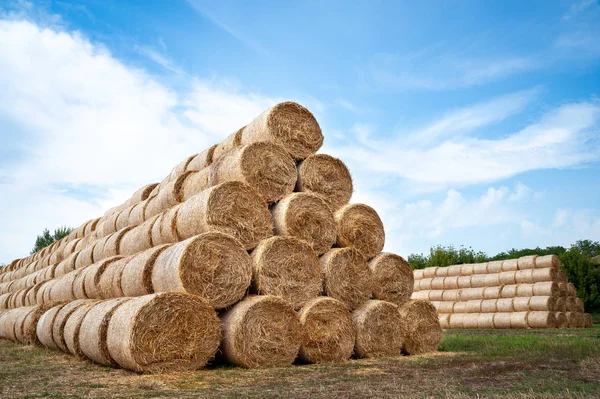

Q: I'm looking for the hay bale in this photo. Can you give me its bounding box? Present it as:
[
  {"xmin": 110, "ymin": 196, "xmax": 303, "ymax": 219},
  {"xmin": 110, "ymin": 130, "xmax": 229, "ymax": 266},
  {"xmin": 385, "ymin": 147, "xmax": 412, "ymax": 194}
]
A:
[
  {"xmin": 187, "ymin": 145, "xmax": 217, "ymax": 171},
  {"xmin": 145, "ymin": 173, "xmax": 190, "ymax": 219},
  {"xmin": 529, "ymin": 296, "xmax": 556, "ymax": 311},
  {"xmin": 566, "ymin": 297, "xmax": 576, "ymax": 312},
  {"xmin": 106, "ymin": 293, "xmax": 221, "ymax": 373},
  {"xmin": 91, "ymin": 237, "xmax": 110, "ymax": 264},
  {"xmin": 352, "ymin": 300, "xmax": 403, "ymax": 357},
  {"xmin": 115, "ymin": 206, "xmax": 134, "ymax": 231},
  {"xmin": 442, "ymin": 289, "xmax": 461, "ymax": 302},
  {"xmin": 461, "ymin": 288, "xmax": 485, "ymax": 301},
  {"xmin": 213, "ymin": 127, "xmax": 244, "ymax": 162},
  {"xmin": 119, "ymin": 219, "xmax": 154, "ymax": 256},
  {"xmin": 558, "ymin": 282, "xmax": 568, "ymax": 297},
  {"xmin": 555, "ymin": 297, "xmax": 567, "ymax": 312},
  {"xmin": 483, "ymin": 274, "xmax": 500, "ymax": 287},
  {"xmin": 83, "ymin": 257, "xmax": 124, "ymax": 300},
  {"xmin": 251, "ymin": 236, "xmax": 321, "ymax": 309},
  {"xmin": 448, "ymin": 313, "xmax": 465, "ymax": 329},
  {"xmin": 180, "ymin": 169, "xmax": 210, "ymax": 202},
  {"xmin": 435, "ymin": 267, "xmax": 449, "ymax": 278},
  {"xmin": 36, "ymin": 302, "xmax": 68, "ymax": 349},
  {"xmin": 496, "ymin": 298, "xmax": 514, "ymax": 312},
  {"xmin": 462, "ymin": 314, "xmax": 479, "ymax": 328},
  {"xmin": 369, "ymin": 253, "xmax": 413, "ymax": 305},
  {"xmin": 100, "ymin": 211, "xmax": 121, "ymax": 237},
  {"xmin": 494, "ymin": 313, "xmax": 511, "ymax": 329},
  {"xmin": 516, "ymin": 284, "xmax": 534, "ymax": 297},
  {"xmin": 130, "ymin": 183, "xmax": 158, "ymax": 204},
  {"xmin": 298, "ymin": 297, "xmax": 355, "ymax": 363},
  {"xmin": 21, "ymin": 303, "xmax": 62, "ymax": 345},
  {"xmin": 447, "ymin": 265, "xmax": 462, "ymax": 276},
  {"xmin": 557, "ymin": 270, "xmax": 568, "ymax": 283},
  {"xmin": 221, "ymin": 295, "xmax": 302, "ymax": 368},
  {"xmin": 500, "ymin": 284, "xmax": 517, "ymax": 298},
  {"xmin": 102, "ymin": 227, "xmax": 132, "ymax": 259},
  {"xmin": 2, "ymin": 307, "xmax": 32, "ymax": 342},
  {"xmin": 296, "ymin": 154, "xmax": 352, "ymax": 211},
  {"xmin": 531, "ymin": 268, "xmax": 556, "ymax": 283},
  {"xmin": 438, "ymin": 314, "xmax": 450, "ymax": 329},
  {"xmin": 127, "ymin": 199, "xmax": 149, "ymax": 226},
  {"xmin": 457, "ymin": 276, "xmax": 472, "ymax": 289},
  {"xmin": 467, "ymin": 300, "xmax": 482, "ymax": 313},
  {"xmin": 422, "ymin": 267, "xmax": 438, "ymax": 278},
  {"xmin": 79, "ymin": 298, "xmax": 131, "ymax": 366},
  {"xmin": 334, "ymin": 203, "xmax": 384, "ymax": 259},
  {"xmin": 513, "ymin": 297, "xmax": 531, "ymax": 311},
  {"xmin": 567, "ymin": 283, "xmax": 577, "ymax": 297},
  {"xmin": 535, "ymin": 254, "xmax": 560, "ymax": 270},
  {"xmin": 501, "ymin": 259, "xmax": 518, "ymax": 272},
  {"xmin": 321, "ymin": 248, "xmax": 373, "ymax": 310},
  {"xmin": 575, "ymin": 298, "xmax": 584, "ymax": 313},
  {"xmin": 413, "ymin": 269, "xmax": 424, "ymax": 280},
  {"xmin": 72, "ymin": 267, "xmax": 90, "ymax": 300},
  {"xmin": 152, "ymin": 233, "xmax": 251, "ymax": 309},
  {"xmin": 515, "ymin": 269, "xmax": 535, "ymax": 284},
  {"xmin": 584, "ymin": 313, "xmax": 592, "ymax": 328},
  {"xmin": 483, "ymin": 286, "xmax": 502, "ymax": 299},
  {"xmin": 437, "ymin": 302, "xmax": 455, "ymax": 313},
  {"xmin": 52, "ymin": 299, "xmax": 93, "ymax": 352},
  {"xmin": 176, "ymin": 181, "xmax": 273, "ymax": 250},
  {"xmin": 487, "ymin": 261, "xmax": 503, "ymax": 274},
  {"xmin": 460, "ymin": 264, "xmax": 474, "ymax": 275},
  {"xmin": 272, "ymin": 193, "xmax": 336, "ymax": 255},
  {"xmin": 443, "ymin": 276, "xmax": 459, "ymax": 290},
  {"xmin": 555, "ymin": 312, "xmax": 568, "ymax": 328},
  {"xmin": 411, "ymin": 291, "xmax": 429, "ymax": 300},
  {"xmin": 428, "ymin": 291, "xmax": 443, "ymax": 301},
  {"xmin": 49, "ymin": 270, "xmax": 78, "ymax": 302},
  {"xmin": 418, "ymin": 278, "xmax": 432, "ymax": 291},
  {"xmin": 210, "ymin": 142, "xmax": 296, "ymax": 204},
  {"xmin": 518, "ymin": 255, "xmax": 537, "ymax": 270},
  {"xmin": 398, "ymin": 300, "xmax": 441, "ymax": 354},
  {"xmin": 151, "ymin": 206, "xmax": 181, "ymax": 246},
  {"xmin": 75, "ymin": 244, "xmax": 97, "ymax": 270},
  {"xmin": 239, "ymin": 102, "xmax": 323, "ymax": 160},
  {"xmin": 527, "ymin": 311, "xmax": 556, "ymax": 328},
  {"xmin": 430, "ymin": 277, "xmax": 445, "ymax": 290},
  {"xmin": 565, "ymin": 312, "xmax": 577, "ymax": 328},
  {"xmin": 473, "ymin": 263, "xmax": 488, "ymax": 274},
  {"xmin": 121, "ymin": 245, "xmax": 170, "ymax": 297},
  {"xmin": 98, "ymin": 258, "xmax": 130, "ymax": 299},
  {"xmin": 481, "ymin": 299, "xmax": 497, "ymax": 313},
  {"xmin": 510, "ymin": 312, "xmax": 529, "ymax": 328},
  {"xmin": 54, "ymin": 252, "xmax": 79, "ymax": 278},
  {"xmin": 478, "ymin": 313, "xmax": 495, "ymax": 329},
  {"xmin": 499, "ymin": 271, "xmax": 517, "ymax": 285},
  {"xmin": 533, "ymin": 281, "xmax": 559, "ymax": 297}
]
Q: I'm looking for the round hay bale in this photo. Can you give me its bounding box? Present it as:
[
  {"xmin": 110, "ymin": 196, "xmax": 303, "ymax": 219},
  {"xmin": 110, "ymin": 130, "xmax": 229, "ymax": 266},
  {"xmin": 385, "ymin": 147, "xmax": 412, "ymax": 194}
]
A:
[
  {"xmin": 49, "ymin": 271, "xmax": 78, "ymax": 302},
  {"xmin": 21, "ymin": 302, "xmax": 62, "ymax": 345},
  {"xmin": 527, "ymin": 311, "xmax": 556, "ymax": 328},
  {"xmin": 493, "ymin": 313, "xmax": 510, "ymax": 329},
  {"xmin": 119, "ymin": 220, "xmax": 154, "ymax": 256},
  {"xmin": 428, "ymin": 290, "xmax": 443, "ymax": 301},
  {"xmin": 411, "ymin": 291, "xmax": 429, "ymax": 300},
  {"xmin": 435, "ymin": 267, "xmax": 449, "ymax": 278},
  {"xmin": 533, "ymin": 281, "xmax": 559, "ymax": 297},
  {"xmin": 62, "ymin": 238, "xmax": 82, "ymax": 259},
  {"xmin": 447, "ymin": 265, "xmax": 462, "ymax": 276},
  {"xmin": 518, "ymin": 255, "xmax": 537, "ymax": 270},
  {"xmin": 565, "ymin": 312, "xmax": 577, "ymax": 328},
  {"xmin": 79, "ymin": 298, "xmax": 131, "ymax": 366},
  {"xmin": 515, "ymin": 269, "xmax": 534, "ymax": 284},
  {"xmin": 127, "ymin": 199, "xmax": 149, "ymax": 226},
  {"xmin": 152, "ymin": 232, "xmax": 252, "ymax": 309},
  {"xmin": 501, "ymin": 259, "xmax": 518, "ymax": 271},
  {"xmin": 175, "ymin": 181, "xmax": 273, "ymax": 250},
  {"xmin": 584, "ymin": 313, "xmax": 592, "ymax": 328},
  {"xmin": 399, "ymin": 300, "xmax": 441, "ymax": 354},
  {"xmin": 3, "ymin": 307, "xmax": 32, "ymax": 342},
  {"xmin": 535, "ymin": 254, "xmax": 560, "ymax": 270},
  {"xmin": 221, "ymin": 295, "xmax": 302, "ymax": 368},
  {"xmin": 483, "ymin": 286, "xmax": 502, "ymax": 299},
  {"xmin": 72, "ymin": 267, "xmax": 90, "ymax": 300},
  {"xmin": 55, "ymin": 252, "xmax": 79, "ymax": 278},
  {"xmin": 145, "ymin": 173, "xmax": 189, "ymax": 219},
  {"xmin": 83, "ymin": 257, "xmax": 124, "ymax": 300},
  {"xmin": 531, "ymin": 268, "xmax": 556, "ymax": 283},
  {"xmin": 558, "ymin": 282, "xmax": 568, "ymax": 297},
  {"xmin": 487, "ymin": 261, "xmax": 503, "ymax": 274},
  {"xmin": 210, "ymin": 142, "xmax": 296, "ymax": 204},
  {"xmin": 51, "ymin": 299, "xmax": 92, "ymax": 352},
  {"xmin": 334, "ymin": 203, "xmax": 384, "ymax": 259},
  {"xmin": 121, "ymin": 245, "xmax": 170, "ymax": 297},
  {"xmin": 98, "ymin": 258, "xmax": 130, "ymax": 299},
  {"xmin": 419, "ymin": 278, "xmax": 433, "ymax": 291},
  {"xmin": 298, "ymin": 297, "xmax": 355, "ymax": 363},
  {"xmin": 575, "ymin": 298, "xmax": 584, "ymax": 313},
  {"xmin": 496, "ymin": 298, "xmax": 514, "ymax": 312},
  {"xmin": 510, "ymin": 312, "xmax": 529, "ymax": 329},
  {"xmin": 557, "ymin": 270, "xmax": 568, "ymax": 283},
  {"xmin": 555, "ymin": 297, "xmax": 567, "ymax": 312},
  {"xmin": 438, "ymin": 314, "xmax": 450, "ymax": 329},
  {"xmin": 555, "ymin": 312, "xmax": 568, "ymax": 328},
  {"xmin": 457, "ymin": 276, "xmax": 472, "ymax": 289},
  {"xmin": 100, "ymin": 211, "xmax": 121, "ymax": 237},
  {"xmin": 483, "ymin": 274, "xmax": 500, "ymax": 287},
  {"xmin": 42, "ymin": 280, "xmax": 57, "ymax": 304},
  {"xmin": 460, "ymin": 264, "xmax": 474, "ymax": 276},
  {"xmin": 462, "ymin": 313, "xmax": 479, "ymax": 328},
  {"xmin": 91, "ymin": 237, "xmax": 109, "ymax": 264},
  {"xmin": 212, "ymin": 128, "xmax": 244, "ymax": 162},
  {"xmin": 115, "ymin": 206, "xmax": 134, "ymax": 231},
  {"xmin": 529, "ymin": 296, "xmax": 556, "ymax": 312},
  {"xmin": 369, "ymin": 253, "xmax": 413, "ymax": 305},
  {"xmin": 437, "ymin": 302, "xmax": 455, "ymax": 314},
  {"xmin": 151, "ymin": 206, "xmax": 181, "ymax": 246},
  {"xmin": 413, "ymin": 269, "xmax": 424, "ymax": 280},
  {"xmin": 187, "ymin": 145, "xmax": 217, "ymax": 171},
  {"xmin": 239, "ymin": 102, "xmax": 323, "ymax": 160},
  {"xmin": 501, "ymin": 284, "xmax": 517, "ymax": 298},
  {"xmin": 461, "ymin": 288, "xmax": 485, "ymax": 301},
  {"xmin": 473, "ymin": 263, "xmax": 488, "ymax": 274},
  {"xmin": 430, "ymin": 277, "xmax": 445, "ymax": 290},
  {"xmin": 566, "ymin": 297, "xmax": 576, "ymax": 312},
  {"xmin": 180, "ymin": 169, "xmax": 210, "ymax": 202},
  {"xmin": 467, "ymin": 300, "xmax": 482, "ymax": 313},
  {"xmin": 478, "ymin": 313, "xmax": 495, "ymax": 329},
  {"xmin": 75, "ymin": 244, "xmax": 97, "ymax": 270},
  {"xmin": 102, "ymin": 227, "xmax": 132, "ymax": 259},
  {"xmin": 272, "ymin": 193, "xmax": 336, "ymax": 255},
  {"xmin": 36, "ymin": 302, "xmax": 68, "ymax": 349},
  {"xmin": 443, "ymin": 276, "xmax": 459, "ymax": 290},
  {"xmin": 499, "ymin": 271, "xmax": 517, "ymax": 285},
  {"xmin": 107, "ymin": 293, "xmax": 221, "ymax": 373},
  {"xmin": 513, "ymin": 297, "xmax": 531, "ymax": 312},
  {"xmin": 481, "ymin": 299, "xmax": 497, "ymax": 313},
  {"xmin": 296, "ymin": 154, "xmax": 352, "ymax": 211},
  {"xmin": 422, "ymin": 267, "xmax": 437, "ymax": 279},
  {"xmin": 63, "ymin": 301, "xmax": 98, "ymax": 356},
  {"xmin": 131, "ymin": 183, "xmax": 158, "ymax": 204},
  {"xmin": 516, "ymin": 284, "xmax": 534, "ymax": 297},
  {"xmin": 442, "ymin": 289, "xmax": 461, "ymax": 302},
  {"xmin": 567, "ymin": 283, "xmax": 577, "ymax": 297},
  {"xmin": 321, "ymin": 248, "xmax": 373, "ymax": 310},
  {"xmin": 251, "ymin": 236, "xmax": 321, "ymax": 309},
  {"xmin": 353, "ymin": 300, "xmax": 403, "ymax": 357},
  {"xmin": 448, "ymin": 313, "xmax": 465, "ymax": 329}
]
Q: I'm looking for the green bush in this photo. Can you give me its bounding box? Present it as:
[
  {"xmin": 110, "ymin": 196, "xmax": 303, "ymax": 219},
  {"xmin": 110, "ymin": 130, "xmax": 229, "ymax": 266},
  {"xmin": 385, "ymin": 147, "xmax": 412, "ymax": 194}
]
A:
[{"xmin": 31, "ymin": 226, "xmax": 73, "ymax": 254}]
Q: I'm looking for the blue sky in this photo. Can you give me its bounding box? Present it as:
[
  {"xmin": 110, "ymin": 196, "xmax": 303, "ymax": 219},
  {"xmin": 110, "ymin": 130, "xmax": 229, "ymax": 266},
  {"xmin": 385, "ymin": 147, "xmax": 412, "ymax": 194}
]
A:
[{"xmin": 0, "ymin": 0, "xmax": 599, "ymax": 263}]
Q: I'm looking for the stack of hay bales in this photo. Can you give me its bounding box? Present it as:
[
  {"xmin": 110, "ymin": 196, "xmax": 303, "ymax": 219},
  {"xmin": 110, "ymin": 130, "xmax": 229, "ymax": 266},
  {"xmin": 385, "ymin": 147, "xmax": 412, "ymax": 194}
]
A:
[
  {"xmin": 412, "ymin": 255, "xmax": 592, "ymax": 329},
  {"xmin": 0, "ymin": 102, "xmax": 441, "ymax": 373}
]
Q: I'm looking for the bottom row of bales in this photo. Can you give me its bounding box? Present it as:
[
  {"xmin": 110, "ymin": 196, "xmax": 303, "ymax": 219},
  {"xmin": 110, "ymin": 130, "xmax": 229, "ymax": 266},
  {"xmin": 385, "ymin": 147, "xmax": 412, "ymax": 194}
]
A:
[{"xmin": 0, "ymin": 293, "xmax": 442, "ymax": 373}]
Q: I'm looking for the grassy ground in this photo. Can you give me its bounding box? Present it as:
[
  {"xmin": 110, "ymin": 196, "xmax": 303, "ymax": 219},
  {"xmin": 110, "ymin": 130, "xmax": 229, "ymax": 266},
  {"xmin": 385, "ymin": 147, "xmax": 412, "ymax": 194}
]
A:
[{"xmin": 1, "ymin": 326, "xmax": 600, "ymax": 399}]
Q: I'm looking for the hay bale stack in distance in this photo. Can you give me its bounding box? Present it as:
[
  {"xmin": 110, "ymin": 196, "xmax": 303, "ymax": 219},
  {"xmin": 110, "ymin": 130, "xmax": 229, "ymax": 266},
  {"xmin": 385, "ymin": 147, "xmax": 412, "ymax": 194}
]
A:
[
  {"xmin": 335, "ymin": 203, "xmax": 385, "ymax": 259},
  {"xmin": 175, "ymin": 181, "xmax": 273, "ymax": 250},
  {"xmin": 239, "ymin": 101, "xmax": 323, "ymax": 161},
  {"xmin": 352, "ymin": 300, "xmax": 403, "ymax": 358},
  {"xmin": 209, "ymin": 142, "xmax": 297, "ymax": 204},
  {"xmin": 298, "ymin": 297, "xmax": 356, "ymax": 364},
  {"xmin": 120, "ymin": 245, "xmax": 170, "ymax": 297},
  {"xmin": 271, "ymin": 192, "xmax": 336, "ymax": 255},
  {"xmin": 221, "ymin": 295, "xmax": 302, "ymax": 368},
  {"xmin": 321, "ymin": 247, "xmax": 373, "ymax": 310},
  {"xmin": 152, "ymin": 233, "xmax": 251, "ymax": 309},
  {"xmin": 107, "ymin": 293, "xmax": 221, "ymax": 373},
  {"xmin": 296, "ymin": 154, "xmax": 353, "ymax": 211},
  {"xmin": 251, "ymin": 236, "xmax": 321, "ymax": 309},
  {"xmin": 399, "ymin": 300, "xmax": 442, "ymax": 354}
]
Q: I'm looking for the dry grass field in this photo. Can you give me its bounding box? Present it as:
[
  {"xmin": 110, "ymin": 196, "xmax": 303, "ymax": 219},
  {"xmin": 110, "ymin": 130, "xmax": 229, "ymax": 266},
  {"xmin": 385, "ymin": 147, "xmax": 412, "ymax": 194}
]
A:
[{"xmin": 1, "ymin": 325, "xmax": 599, "ymax": 399}]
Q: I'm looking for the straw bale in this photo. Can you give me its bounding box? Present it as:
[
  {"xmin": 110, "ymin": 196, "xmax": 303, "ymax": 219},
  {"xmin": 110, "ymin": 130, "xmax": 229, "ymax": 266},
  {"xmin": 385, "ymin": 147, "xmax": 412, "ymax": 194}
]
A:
[
  {"xmin": 120, "ymin": 218, "xmax": 155, "ymax": 256},
  {"xmin": 399, "ymin": 300, "xmax": 441, "ymax": 354},
  {"xmin": 518, "ymin": 255, "xmax": 537, "ymax": 270},
  {"xmin": 449, "ymin": 314, "xmax": 465, "ymax": 329},
  {"xmin": 555, "ymin": 297, "xmax": 567, "ymax": 312},
  {"xmin": 487, "ymin": 260, "xmax": 503, "ymax": 274},
  {"xmin": 438, "ymin": 314, "xmax": 450, "ymax": 329},
  {"xmin": 447, "ymin": 265, "xmax": 462, "ymax": 276},
  {"xmin": 535, "ymin": 254, "xmax": 560, "ymax": 270},
  {"xmin": 478, "ymin": 313, "xmax": 495, "ymax": 329},
  {"xmin": 430, "ymin": 277, "xmax": 445, "ymax": 290},
  {"xmin": 98, "ymin": 258, "xmax": 130, "ymax": 299},
  {"xmin": 496, "ymin": 298, "xmax": 514, "ymax": 312},
  {"xmin": 442, "ymin": 289, "xmax": 461, "ymax": 302},
  {"xmin": 531, "ymin": 268, "xmax": 556, "ymax": 283},
  {"xmin": 467, "ymin": 300, "xmax": 482, "ymax": 313},
  {"xmin": 435, "ymin": 267, "xmax": 449, "ymax": 278},
  {"xmin": 460, "ymin": 264, "xmax": 474, "ymax": 276},
  {"xmin": 527, "ymin": 311, "xmax": 556, "ymax": 328},
  {"xmin": 555, "ymin": 312, "xmax": 568, "ymax": 328},
  {"xmin": 321, "ymin": 248, "xmax": 373, "ymax": 310},
  {"xmin": 296, "ymin": 154, "xmax": 352, "ymax": 211},
  {"xmin": 353, "ymin": 300, "xmax": 403, "ymax": 357},
  {"xmin": 334, "ymin": 203, "xmax": 384, "ymax": 259},
  {"xmin": 481, "ymin": 299, "xmax": 497, "ymax": 313},
  {"xmin": 510, "ymin": 312, "xmax": 528, "ymax": 328},
  {"xmin": 187, "ymin": 145, "xmax": 217, "ymax": 171},
  {"xmin": 127, "ymin": 199, "xmax": 149, "ymax": 226},
  {"xmin": 457, "ymin": 275, "xmax": 472, "ymax": 289},
  {"xmin": 515, "ymin": 269, "xmax": 535, "ymax": 284},
  {"xmin": 533, "ymin": 281, "xmax": 559, "ymax": 297},
  {"xmin": 443, "ymin": 276, "xmax": 459, "ymax": 290},
  {"xmin": 494, "ymin": 313, "xmax": 512, "ymax": 328},
  {"xmin": 83, "ymin": 257, "xmax": 124, "ymax": 300},
  {"xmin": 461, "ymin": 288, "xmax": 485, "ymax": 301},
  {"xmin": 499, "ymin": 271, "xmax": 517, "ymax": 285},
  {"xmin": 462, "ymin": 314, "xmax": 479, "ymax": 328},
  {"xmin": 36, "ymin": 302, "xmax": 68, "ymax": 349},
  {"xmin": 121, "ymin": 245, "xmax": 170, "ymax": 297},
  {"xmin": 369, "ymin": 253, "xmax": 413, "ymax": 305},
  {"xmin": 52, "ymin": 299, "xmax": 93, "ymax": 353},
  {"xmin": 529, "ymin": 296, "xmax": 556, "ymax": 311},
  {"xmin": 422, "ymin": 267, "xmax": 438, "ymax": 279},
  {"xmin": 513, "ymin": 297, "xmax": 531, "ymax": 312}
]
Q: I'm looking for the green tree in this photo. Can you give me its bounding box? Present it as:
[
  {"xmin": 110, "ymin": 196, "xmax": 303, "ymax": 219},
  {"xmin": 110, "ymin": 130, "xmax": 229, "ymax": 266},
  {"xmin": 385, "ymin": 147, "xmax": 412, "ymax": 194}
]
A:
[{"xmin": 31, "ymin": 226, "xmax": 73, "ymax": 254}]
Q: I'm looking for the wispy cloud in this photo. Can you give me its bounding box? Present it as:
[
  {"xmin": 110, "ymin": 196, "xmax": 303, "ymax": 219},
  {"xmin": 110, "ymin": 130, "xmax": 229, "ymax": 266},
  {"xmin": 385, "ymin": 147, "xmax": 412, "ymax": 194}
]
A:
[
  {"xmin": 562, "ymin": 0, "xmax": 597, "ymax": 20},
  {"xmin": 134, "ymin": 44, "xmax": 185, "ymax": 74}
]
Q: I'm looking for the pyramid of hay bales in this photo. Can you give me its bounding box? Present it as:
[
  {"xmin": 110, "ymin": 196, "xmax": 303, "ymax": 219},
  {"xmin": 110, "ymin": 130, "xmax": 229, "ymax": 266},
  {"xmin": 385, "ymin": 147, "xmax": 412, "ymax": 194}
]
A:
[
  {"xmin": 0, "ymin": 102, "xmax": 441, "ymax": 373},
  {"xmin": 412, "ymin": 256, "xmax": 592, "ymax": 329}
]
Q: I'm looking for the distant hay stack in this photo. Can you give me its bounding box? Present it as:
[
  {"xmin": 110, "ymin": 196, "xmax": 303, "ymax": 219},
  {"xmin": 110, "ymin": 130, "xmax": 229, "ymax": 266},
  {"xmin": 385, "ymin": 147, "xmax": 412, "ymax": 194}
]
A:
[
  {"xmin": 271, "ymin": 193, "xmax": 336, "ymax": 255},
  {"xmin": 175, "ymin": 181, "xmax": 273, "ymax": 250},
  {"xmin": 296, "ymin": 154, "xmax": 353, "ymax": 211},
  {"xmin": 298, "ymin": 297, "xmax": 355, "ymax": 364},
  {"xmin": 221, "ymin": 295, "xmax": 302, "ymax": 368},
  {"xmin": 251, "ymin": 236, "xmax": 321, "ymax": 309},
  {"xmin": 321, "ymin": 248, "xmax": 373, "ymax": 310},
  {"xmin": 151, "ymin": 233, "xmax": 252, "ymax": 309},
  {"xmin": 209, "ymin": 142, "xmax": 297, "ymax": 203},
  {"xmin": 369, "ymin": 253, "xmax": 413, "ymax": 305},
  {"xmin": 239, "ymin": 101, "xmax": 323, "ymax": 160},
  {"xmin": 335, "ymin": 203, "xmax": 385, "ymax": 259},
  {"xmin": 352, "ymin": 300, "xmax": 403, "ymax": 358}
]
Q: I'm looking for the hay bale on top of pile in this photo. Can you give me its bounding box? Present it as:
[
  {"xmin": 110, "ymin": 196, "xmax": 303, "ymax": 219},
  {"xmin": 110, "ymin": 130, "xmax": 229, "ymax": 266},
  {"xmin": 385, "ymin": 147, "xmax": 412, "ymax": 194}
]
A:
[
  {"xmin": 321, "ymin": 248, "xmax": 373, "ymax": 310},
  {"xmin": 175, "ymin": 181, "xmax": 273, "ymax": 250},
  {"xmin": 107, "ymin": 293, "xmax": 221, "ymax": 373},
  {"xmin": 536, "ymin": 254, "xmax": 560, "ymax": 269},
  {"xmin": 52, "ymin": 299, "xmax": 93, "ymax": 352},
  {"xmin": 152, "ymin": 233, "xmax": 251, "ymax": 310},
  {"xmin": 335, "ymin": 203, "xmax": 385, "ymax": 259},
  {"xmin": 527, "ymin": 311, "xmax": 556, "ymax": 328},
  {"xmin": 251, "ymin": 236, "xmax": 321, "ymax": 309},
  {"xmin": 239, "ymin": 102, "xmax": 323, "ymax": 161},
  {"xmin": 209, "ymin": 142, "xmax": 297, "ymax": 204},
  {"xmin": 271, "ymin": 192, "xmax": 336, "ymax": 255},
  {"xmin": 78, "ymin": 298, "xmax": 131, "ymax": 366},
  {"xmin": 296, "ymin": 154, "xmax": 353, "ymax": 211},
  {"xmin": 36, "ymin": 302, "xmax": 68, "ymax": 349},
  {"xmin": 187, "ymin": 145, "xmax": 217, "ymax": 172},
  {"xmin": 120, "ymin": 245, "xmax": 170, "ymax": 297},
  {"xmin": 518, "ymin": 255, "xmax": 537, "ymax": 270},
  {"xmin": 221, "ymin": 295, "xmax": 302, "ymax": 368},
  {"xmin": 399, "ymin": 300, "xmax": 442, "ymax": 354},
  {"xmin": 368, "ymin": 253, "xmax": 413, "ymax": 305},
  {"xmin": 298, "ymin": 297, "xmax": 355, "ymax": 364},
  {"xmin": 352, "ymin": 300, "xmax": 403, "ymax": 358},
  {"xmin": 212, "ymin": 127, "xmax": 244, "ymax": 162}
]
